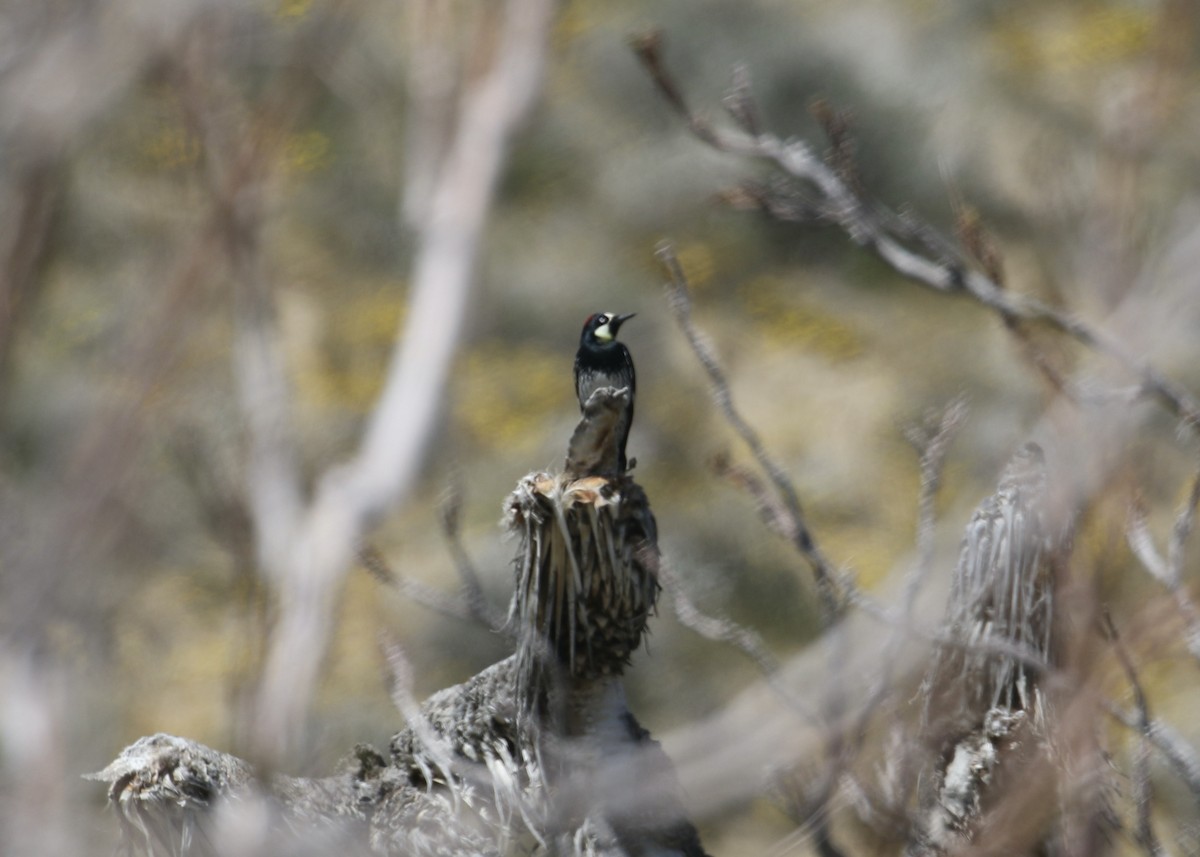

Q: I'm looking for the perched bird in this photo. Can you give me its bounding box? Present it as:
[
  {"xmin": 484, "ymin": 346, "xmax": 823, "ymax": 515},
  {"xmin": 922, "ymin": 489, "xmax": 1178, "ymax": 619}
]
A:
[{"xmin": 574, "ymin": 312, "xmax": 636, "ymax": 473}]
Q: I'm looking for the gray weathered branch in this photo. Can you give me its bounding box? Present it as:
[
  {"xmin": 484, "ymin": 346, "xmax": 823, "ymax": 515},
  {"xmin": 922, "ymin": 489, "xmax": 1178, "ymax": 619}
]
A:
[
  {"xmin": 908, "ymin": 442, "xmax": 1059, "ymax": 855},
  {"xmin": 633, "ymin": 32, "xmax": 1200, "ymax": 431},
  {"xmin": 248, "ymin": 0, "xmax": 558, "ymax": 764},
  {"xmin": 657, "ymin": 240, "xmax": 844, "ymax": 621}
]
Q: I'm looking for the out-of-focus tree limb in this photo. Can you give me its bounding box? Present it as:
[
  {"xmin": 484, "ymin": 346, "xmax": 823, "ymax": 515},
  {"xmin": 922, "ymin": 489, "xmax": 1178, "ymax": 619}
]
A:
[
  {"xmin": 1104, "ymin": 612, "xmax": 1166, "ymax": 857},
  {"xmin": 1126, "ymin": 478, "xmax": 1200, "ymax": 664},
  {"xmin": 161, "ymin": 0, "xmax": 558, "ymax": 769},
  {"xmin": 250, "ymin": 0, "xmax": 558, "ymax": 765},
  {"xmin": 438, "ymin": 480, "xmax": 510, "ymax": 630},
  {"xmin": 903, "ymin": 398, "xmax": 970, "ymax": 611},
  {"xmin": 1108, "ymin": 704, "xmax": 1200, "ymax": 802},
  {"xmin": 359, "ymin": 543, "xmax": 495, "ymax": 627},
  {"xmin": 0, "ymin": 0, "xmax": 231, "ymax": 643},
  {"xmin": 174, "ymin": 14, "xmax": 322, "ymax": 587},
  {"xmin": 0, "ymin": 159, "xmax": 61, "ymax": 397}
]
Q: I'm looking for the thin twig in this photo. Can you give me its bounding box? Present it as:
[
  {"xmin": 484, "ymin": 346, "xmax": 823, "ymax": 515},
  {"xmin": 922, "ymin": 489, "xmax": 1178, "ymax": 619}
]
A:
[
  {"xmin": 359, "ymin": 544, "xmax": 481, "ymax": 625},
  {"xmin": 656, "ymin": 240, "xmax": 843, "ymax": 621},
  {"xmin": 710, "ymin": 454, "xmax": 819, "ymax": 566},
  {"xmin": 809, "ymin": 98, "xmax": 863, "ymax": 198},
  {"xmin": 656, "ymin": 234, "xmax": 866, "ymax": 857},
  {"xmin": 903, "ymin": 396, "xmax": 969, "ymax": 610},
  {"xmin": 438, "ymin": 479, "xmax": 508, "ymax": 630},
  {"xmin": 722, "ymin": 64, "xmax": 762, "ymax": 138},
  {"xmin": 954, "ymin": 204, "xmax": 1075, "ymax": 402},
  {"xmin": 829, "ymin": 397, "xmax": 968, "ymax": 820},
  {"xmin": 1127, "ymin": 475, "xmax": 1200, "ymax": 663},
  {"xmin": 633, "ymin": 32, "xmax": 1200, "ymax": 431},
  {"xmin": 1107, "ymin": 703, "xmax": 1200, "ymax": 802},
  {"xmin": 1103, "ymin": 612, "xmax": 1166, "ymax": 857},
  {"xmin": 380, "ymin": 636, "xmax": 462, "ymax": 801}
]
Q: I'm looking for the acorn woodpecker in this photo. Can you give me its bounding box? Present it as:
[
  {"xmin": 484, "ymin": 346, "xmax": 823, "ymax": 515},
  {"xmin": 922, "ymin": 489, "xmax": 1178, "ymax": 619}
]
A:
[{"xmin": 574, "ymin": 311, "xmax": 637, "ymax": 473}]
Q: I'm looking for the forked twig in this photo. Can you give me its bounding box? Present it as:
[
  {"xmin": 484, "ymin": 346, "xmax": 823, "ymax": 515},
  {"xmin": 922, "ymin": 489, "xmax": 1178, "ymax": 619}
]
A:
[
  {"xmin": 1126, "ymin": 471, "xmax": 1200, "ymax": 663},
  {"xmin": 656, "ymin": 240, "xmax": 843, "ymax": 621}
]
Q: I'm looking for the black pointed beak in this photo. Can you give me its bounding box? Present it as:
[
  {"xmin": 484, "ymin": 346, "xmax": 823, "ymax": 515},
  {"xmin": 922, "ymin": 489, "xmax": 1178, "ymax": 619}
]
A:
[{"xmin": 612, "ymin": 312, "xmax": 636, "ymax": 332}]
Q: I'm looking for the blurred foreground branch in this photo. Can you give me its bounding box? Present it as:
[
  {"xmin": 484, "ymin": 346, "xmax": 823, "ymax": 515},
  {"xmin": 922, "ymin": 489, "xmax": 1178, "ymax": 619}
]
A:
[
  {"xmin": 245, "ymin": 0, "xmax": 557, "ymax": 764},
  {"xmin": 906, "ymin": 442, "xmax": 1064, "ymax": 855},
  {"xmin": 1126, "ymin": 469, "xmax": 1200, "ymax": 663}
]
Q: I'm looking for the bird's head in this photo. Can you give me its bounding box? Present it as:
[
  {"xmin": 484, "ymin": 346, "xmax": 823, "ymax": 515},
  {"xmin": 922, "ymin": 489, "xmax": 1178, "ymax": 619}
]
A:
[{"xmin": 581, "ymin": 311, "xmax": 635, "ymax": 346}]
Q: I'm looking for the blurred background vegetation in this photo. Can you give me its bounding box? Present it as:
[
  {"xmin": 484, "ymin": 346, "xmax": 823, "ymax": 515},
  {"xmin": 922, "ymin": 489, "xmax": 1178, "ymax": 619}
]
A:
[{"xmin": 3, "ymin": 0, "xmax": 1200, "ymax": 854}]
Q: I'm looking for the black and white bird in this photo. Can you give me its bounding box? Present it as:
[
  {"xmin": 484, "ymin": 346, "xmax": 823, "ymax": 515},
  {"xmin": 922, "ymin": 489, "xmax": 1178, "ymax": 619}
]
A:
[{"xmin": 574, "ymin": 311, "xmax": 636, "ymax": 473}]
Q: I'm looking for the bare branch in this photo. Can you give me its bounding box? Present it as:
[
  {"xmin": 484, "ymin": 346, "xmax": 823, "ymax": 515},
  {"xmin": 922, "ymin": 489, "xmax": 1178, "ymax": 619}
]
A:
[
  {"xmin": 251, "ymin": 0, "xmax": 557, "ymax": 764},
  {"xmin": 399, "ymin": 0, "xmax": 459, "ymax": 229},
  {"xmin": 1108, "ymin": 704, "xmax": 1200, "ymax": 802},
  {"xmin": 722, "ymin": 64, "xmax": 762, "ymax": 137},
  {"xmin": 630, "ymin": 31, "xmax": 717, "ymax": 144},
  {"xmin": 1127, "ymin": 498, "xmax": 1171, "ymax": 584},
  {"xmin": 359, "ymin": 544, "xmax": 482, "ymax": 626},
  {"xmin": 954, "ymin": 204, "xmax": 1074, "ymax": 402},
  {"xmin": 1127, "ymin": 475, "xmax": 1200, "ymax": 663},
  {"xmin": 809, "ymin": 97, "xmax": 862, "ymax": 197},
  {"xmin": 1166, "ymin": 464, "xmax": 1200, "ymax": 584},
  {"xmin": 656, "ymin": 240, "xmax": 843, "ymax": 620},
  {"xmin": 903, "ymin": 396, "xmax": 969, "ymax": 607},
  {"xmin": 1103, "ymin": 612, "xmax": 1167, "ymax": 857},
  {"xmin": 633, "ymin": 34, "xmax": 1200, "ymax": 431},
  {"xmin": 0, "ymin": 158, "xmax": 61, "ymax": 392},
  {"xmin": 176, "ymin": 21, "xmax": 313, "ymax": 583},
  {"xmin": 438, "ymin": 480, "xmax": 508, "ymax": 630}
]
